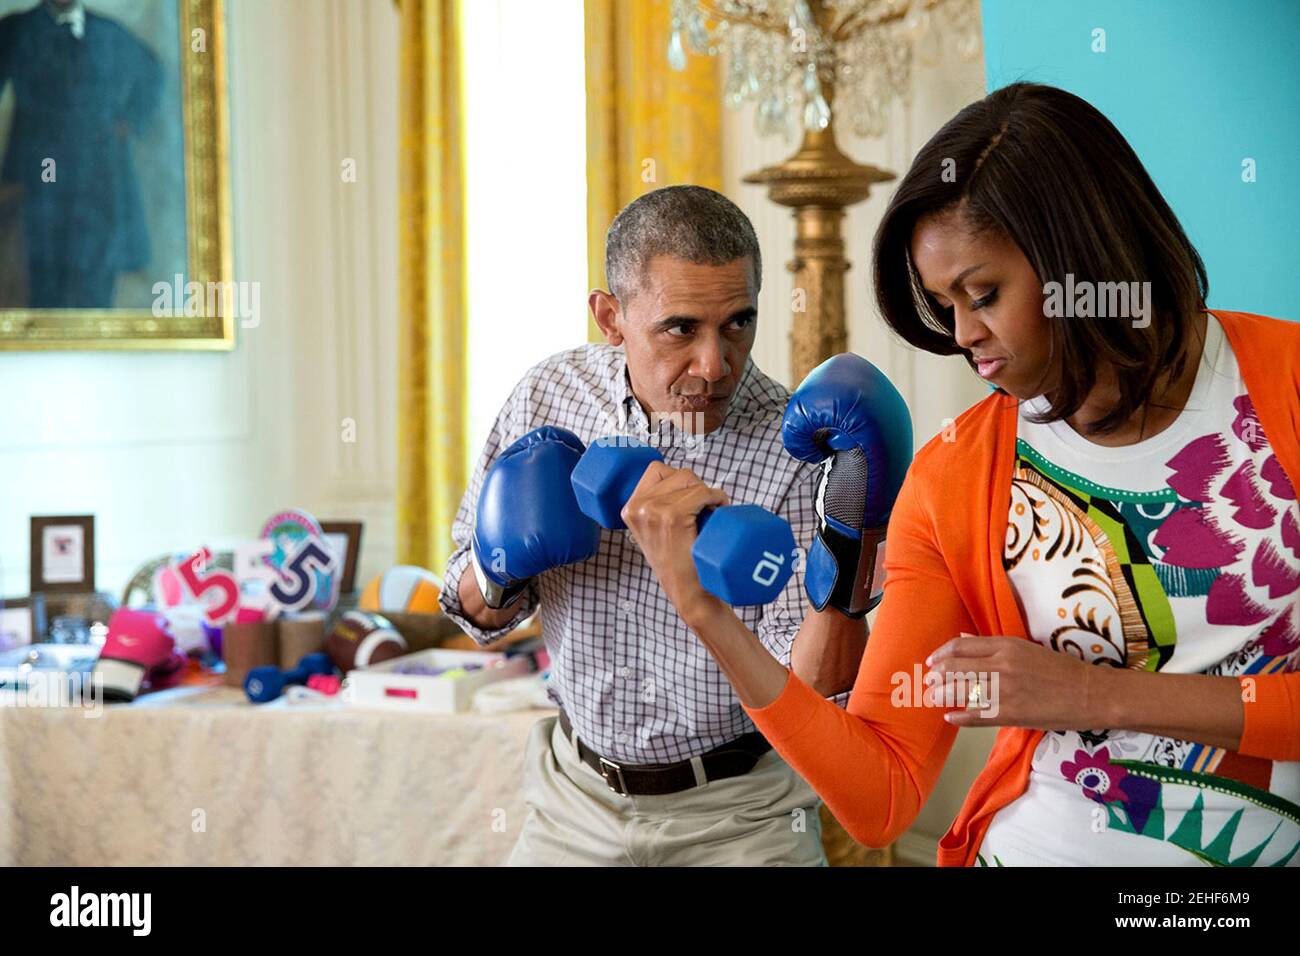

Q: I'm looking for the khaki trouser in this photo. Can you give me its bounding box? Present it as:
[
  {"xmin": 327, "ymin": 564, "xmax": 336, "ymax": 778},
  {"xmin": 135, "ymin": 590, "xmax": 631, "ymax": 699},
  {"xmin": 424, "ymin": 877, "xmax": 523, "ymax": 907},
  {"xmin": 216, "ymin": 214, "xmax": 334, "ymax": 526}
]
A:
[{"xmin": 507, "ymin": 715, "xmax": 828, "ymax": 866}]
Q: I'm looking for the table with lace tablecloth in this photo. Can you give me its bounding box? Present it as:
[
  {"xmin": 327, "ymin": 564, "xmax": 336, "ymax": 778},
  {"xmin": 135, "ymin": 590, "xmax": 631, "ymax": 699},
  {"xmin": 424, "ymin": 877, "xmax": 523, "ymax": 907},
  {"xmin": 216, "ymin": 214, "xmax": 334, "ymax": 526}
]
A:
[{"xmin": 0, "ymin": 684, "xmax": 552, "ymax": 866}]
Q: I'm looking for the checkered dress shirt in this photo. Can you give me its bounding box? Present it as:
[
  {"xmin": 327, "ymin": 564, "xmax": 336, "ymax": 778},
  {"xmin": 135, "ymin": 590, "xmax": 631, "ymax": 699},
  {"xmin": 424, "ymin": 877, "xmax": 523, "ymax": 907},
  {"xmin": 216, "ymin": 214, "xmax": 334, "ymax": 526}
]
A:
[{"xmin": 440, "ymin": 344, "xmax": 844, "ymax": 764}]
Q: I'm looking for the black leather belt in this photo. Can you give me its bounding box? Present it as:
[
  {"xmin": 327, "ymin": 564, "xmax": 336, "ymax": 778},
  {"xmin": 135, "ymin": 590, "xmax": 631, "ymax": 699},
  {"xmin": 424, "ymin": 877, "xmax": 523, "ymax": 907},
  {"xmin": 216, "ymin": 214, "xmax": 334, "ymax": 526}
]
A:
[{"xmin": 557, "ymin": 709, "xmax": 772, "ymax": 796}]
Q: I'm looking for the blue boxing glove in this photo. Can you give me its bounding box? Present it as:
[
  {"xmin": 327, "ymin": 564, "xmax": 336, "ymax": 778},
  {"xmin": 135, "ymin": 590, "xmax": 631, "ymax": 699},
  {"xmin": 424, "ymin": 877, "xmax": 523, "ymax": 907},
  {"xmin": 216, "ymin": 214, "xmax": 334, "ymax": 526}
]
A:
[
  {"xmin": 782, "ymin": 354, "xmax": 913, "ymax": 618},
  {"xmin": 471, "ymin": 426, "xmax": 601, "ymax": 609}
]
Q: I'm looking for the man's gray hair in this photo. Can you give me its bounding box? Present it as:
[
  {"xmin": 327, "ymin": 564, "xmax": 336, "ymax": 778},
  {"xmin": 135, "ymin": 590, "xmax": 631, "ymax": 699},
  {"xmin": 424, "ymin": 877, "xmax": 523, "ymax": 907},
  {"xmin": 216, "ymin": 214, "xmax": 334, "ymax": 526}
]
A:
[{"xmin": 604, "ymin": 185, "xmax": 762, "ymax": 302}]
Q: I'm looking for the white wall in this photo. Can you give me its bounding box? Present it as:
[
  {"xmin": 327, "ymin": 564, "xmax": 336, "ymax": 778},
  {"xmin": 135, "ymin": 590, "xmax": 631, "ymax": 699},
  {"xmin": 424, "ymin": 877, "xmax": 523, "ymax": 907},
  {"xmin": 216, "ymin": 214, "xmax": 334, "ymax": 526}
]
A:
[
  {"xmin": 462, "ymin": 0, "xmax": 589, "ymax": 462},
  {"xmin": 0, "ymin": 0, "xmax": 400, "ymax": 601},
  {"xmin": 721, "ymin": 30, "xmax": 997, "ymax": 865}
]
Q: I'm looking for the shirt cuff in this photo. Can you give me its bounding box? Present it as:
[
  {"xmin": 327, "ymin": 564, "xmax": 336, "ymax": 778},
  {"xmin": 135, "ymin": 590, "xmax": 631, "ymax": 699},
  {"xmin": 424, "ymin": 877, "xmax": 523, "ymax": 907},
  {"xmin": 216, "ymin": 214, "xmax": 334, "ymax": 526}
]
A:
[
  {"xmin": 1238, "ymin": 673, "xmax": 1300, "ymax": 762},
  {"xmin": 438, "ymin": 549, "xmax": 534, "ymax": 645}
]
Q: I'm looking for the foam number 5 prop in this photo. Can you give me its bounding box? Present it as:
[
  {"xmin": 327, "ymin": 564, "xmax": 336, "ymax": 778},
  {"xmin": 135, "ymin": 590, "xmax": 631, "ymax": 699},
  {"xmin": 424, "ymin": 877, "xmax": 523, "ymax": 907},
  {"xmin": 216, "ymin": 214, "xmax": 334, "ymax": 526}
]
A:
[
  {"xmin": 269, "ymin": 539, "xmax": 337, "ymax": 613},
  {"xmin": 233, "ymin": 539, "xmax": 280, "ymax": 618},
  {"xmin": 176, "ymin": 547, "xmax": 240, "ymax": 624},
  {"xmin": 260, "ymin": 508, "xmax": 337, "ymax": 611}
]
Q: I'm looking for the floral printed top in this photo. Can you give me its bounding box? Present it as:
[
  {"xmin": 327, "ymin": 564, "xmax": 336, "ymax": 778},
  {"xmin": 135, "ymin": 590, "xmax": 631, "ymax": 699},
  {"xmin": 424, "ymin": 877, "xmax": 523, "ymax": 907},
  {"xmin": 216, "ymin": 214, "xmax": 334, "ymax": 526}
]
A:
[{"xmin": 977, "ymin": 314, "xmax": 1300, "ymax": 866}]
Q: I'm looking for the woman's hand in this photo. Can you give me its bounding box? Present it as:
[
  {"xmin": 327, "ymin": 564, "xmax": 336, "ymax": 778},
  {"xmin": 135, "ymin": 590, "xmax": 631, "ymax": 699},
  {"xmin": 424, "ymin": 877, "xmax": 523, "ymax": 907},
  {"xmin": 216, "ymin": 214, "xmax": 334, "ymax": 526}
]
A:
[
  {"xmin": 620, "ymin": 461, "xmax": 730, "ymax": 625},
  {"xmin": 926, "ymin": 634, "xmax": 1106, "ymax": 730}
]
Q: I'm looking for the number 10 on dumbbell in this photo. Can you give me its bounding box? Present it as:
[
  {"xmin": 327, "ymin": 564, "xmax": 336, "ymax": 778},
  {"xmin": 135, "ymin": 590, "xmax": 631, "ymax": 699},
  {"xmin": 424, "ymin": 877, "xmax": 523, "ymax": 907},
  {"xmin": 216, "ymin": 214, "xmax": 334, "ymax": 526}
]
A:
[{"xmin": 570, "ymin": 436, "xmax": 798, "ymax": 606}]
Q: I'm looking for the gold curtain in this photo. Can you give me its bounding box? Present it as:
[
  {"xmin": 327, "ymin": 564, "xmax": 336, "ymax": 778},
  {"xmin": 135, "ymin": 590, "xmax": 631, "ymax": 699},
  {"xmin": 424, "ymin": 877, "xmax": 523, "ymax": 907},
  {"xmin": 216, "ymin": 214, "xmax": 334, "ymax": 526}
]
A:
[
  {"xmin": 396, "ymin": 0, "xmax": 723, "ymax": 570},
  {"xmin": 585, "ymin": 0, "xmax": 723, "ymax": 340},
  {"xmin": 396, "ymin": 0, "xmax": 467, "ymax": 576}
]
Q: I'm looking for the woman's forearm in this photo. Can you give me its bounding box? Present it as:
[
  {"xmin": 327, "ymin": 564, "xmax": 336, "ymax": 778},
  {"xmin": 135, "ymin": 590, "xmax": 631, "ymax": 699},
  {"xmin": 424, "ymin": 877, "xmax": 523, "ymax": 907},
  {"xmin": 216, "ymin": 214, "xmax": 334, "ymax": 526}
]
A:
[
  {"xmin": 680, "ymin": 596, "xmax": 790, "ymax": 708},
  {"xmin": 681, "ymin": 596, "xmax": 868, "ymax": 706},
  {"xmin": 1092, "ymin": 667, "xmax": 1244, "ymax": 751},
  {"xmin": 791, "ymin": 606, "xmax": 867, "ymax": 697},
  {"xmin": 681, "ymin": 593, "xmax": 937, "ymax": 849}
]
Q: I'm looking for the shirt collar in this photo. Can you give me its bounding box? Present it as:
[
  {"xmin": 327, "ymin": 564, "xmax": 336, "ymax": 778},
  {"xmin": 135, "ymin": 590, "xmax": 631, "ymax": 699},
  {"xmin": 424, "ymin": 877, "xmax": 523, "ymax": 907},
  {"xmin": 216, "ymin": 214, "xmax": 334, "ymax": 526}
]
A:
[{"xmin": 46, "ymin": 2, "xmax": 86, "ymax": 39}]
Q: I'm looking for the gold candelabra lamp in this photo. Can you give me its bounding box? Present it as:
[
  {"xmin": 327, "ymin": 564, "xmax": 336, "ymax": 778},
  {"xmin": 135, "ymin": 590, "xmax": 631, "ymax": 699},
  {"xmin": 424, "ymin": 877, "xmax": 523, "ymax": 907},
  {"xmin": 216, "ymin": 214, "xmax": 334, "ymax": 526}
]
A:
[{"xmin": 669, "ymin": 0, "xmax": 982, "ymax": 383}]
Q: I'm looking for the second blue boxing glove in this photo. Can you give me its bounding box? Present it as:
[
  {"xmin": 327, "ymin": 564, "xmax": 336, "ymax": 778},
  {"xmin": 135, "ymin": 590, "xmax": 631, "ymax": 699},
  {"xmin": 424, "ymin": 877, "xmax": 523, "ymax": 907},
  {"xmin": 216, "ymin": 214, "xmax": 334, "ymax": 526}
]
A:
[
  {"xmin": 471, "ymin": 426, "xmax": 601, "ymax": 609},
  {"xmin": 782, "ymin": 354, "xmax": 913, "ymax": 618}
]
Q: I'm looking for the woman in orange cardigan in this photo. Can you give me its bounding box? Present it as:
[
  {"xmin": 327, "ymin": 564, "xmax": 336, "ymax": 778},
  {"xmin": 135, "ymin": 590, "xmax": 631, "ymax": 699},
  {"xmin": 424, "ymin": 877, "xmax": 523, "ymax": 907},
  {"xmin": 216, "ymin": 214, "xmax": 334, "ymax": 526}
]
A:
[{"xmin": 622, "ymin": 82, "xmax": 1299, "ymax": 866}]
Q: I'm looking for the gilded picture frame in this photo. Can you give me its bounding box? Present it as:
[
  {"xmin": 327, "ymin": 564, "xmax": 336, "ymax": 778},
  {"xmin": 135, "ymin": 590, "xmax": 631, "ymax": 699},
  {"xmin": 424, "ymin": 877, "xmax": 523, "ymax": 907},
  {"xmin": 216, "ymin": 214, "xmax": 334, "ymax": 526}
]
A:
[{"xmin": 0, "ymin": 0, "xmax": 232, "ymax": 351}]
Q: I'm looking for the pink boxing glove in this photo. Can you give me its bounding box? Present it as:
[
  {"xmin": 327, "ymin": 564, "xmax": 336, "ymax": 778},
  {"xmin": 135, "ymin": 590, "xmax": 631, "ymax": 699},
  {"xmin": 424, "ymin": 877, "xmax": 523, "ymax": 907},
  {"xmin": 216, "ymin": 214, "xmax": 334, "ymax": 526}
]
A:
[
  {"xmin": 95, "ymin": 609, "xmax": 178, "ymax": 703},
  {"xmin": 305, "ymin": 673, "xmax": 341, "ymax": 696},
  {"xmin": 145, "ymin": 649, "xmax": 190, "ymax": 692}
]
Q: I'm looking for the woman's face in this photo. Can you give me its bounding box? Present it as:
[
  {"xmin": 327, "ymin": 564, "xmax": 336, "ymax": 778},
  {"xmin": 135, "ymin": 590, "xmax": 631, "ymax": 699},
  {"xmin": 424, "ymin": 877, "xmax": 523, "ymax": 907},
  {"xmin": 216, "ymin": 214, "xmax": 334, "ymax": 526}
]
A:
[{"xmin": 909, "ymin": 209, "xmax": 1054, "ymax": 401}]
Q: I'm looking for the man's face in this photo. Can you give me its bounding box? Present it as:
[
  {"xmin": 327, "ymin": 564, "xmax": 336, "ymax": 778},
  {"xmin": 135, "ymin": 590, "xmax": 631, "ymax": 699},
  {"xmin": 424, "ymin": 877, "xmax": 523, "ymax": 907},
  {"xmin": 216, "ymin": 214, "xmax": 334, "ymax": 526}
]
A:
[
  {"xmin": 910, "ymin": 208, "xmax": 1054, "ymax": 400},
  {"xmin": 595, "ymin": 255, "xmax": 758, "ymax": 434}
]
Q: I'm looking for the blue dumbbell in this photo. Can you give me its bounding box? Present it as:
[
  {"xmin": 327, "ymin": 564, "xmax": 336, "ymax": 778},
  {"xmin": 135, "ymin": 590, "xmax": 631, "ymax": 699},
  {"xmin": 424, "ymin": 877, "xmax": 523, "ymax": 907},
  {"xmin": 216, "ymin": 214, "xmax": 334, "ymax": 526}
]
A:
[
  {"xmin": 570, "ymin": 437, "xmax": 797, "ymax": 606},
  {"xmin": 244, "ymin": 652, "xmax": 336, "ymax": 703}
]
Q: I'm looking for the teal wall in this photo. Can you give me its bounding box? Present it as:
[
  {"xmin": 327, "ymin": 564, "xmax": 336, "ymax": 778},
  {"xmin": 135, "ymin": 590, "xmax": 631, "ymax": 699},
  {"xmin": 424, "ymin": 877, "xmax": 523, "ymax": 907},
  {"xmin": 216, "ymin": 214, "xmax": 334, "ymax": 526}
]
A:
[{"xmin": 981, "ymin": 0, "xmax": 1300, "ymax": 322}]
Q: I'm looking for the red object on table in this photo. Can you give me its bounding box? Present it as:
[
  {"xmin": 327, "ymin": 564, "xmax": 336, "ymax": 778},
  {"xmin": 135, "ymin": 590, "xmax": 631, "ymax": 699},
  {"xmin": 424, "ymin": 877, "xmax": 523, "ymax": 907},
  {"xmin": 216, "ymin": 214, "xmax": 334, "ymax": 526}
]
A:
[{"xmin": 306, "ymin": 673, "xmax": 341, "ymax": 696}]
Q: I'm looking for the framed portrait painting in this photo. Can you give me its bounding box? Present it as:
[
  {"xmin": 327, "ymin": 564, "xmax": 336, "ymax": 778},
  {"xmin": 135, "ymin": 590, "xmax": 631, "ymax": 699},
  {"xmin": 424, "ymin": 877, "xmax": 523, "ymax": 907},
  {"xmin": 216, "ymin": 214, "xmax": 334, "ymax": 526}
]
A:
[{"xmin": 0, "ymin": 0, "xmax": 231, "ymax": 350}]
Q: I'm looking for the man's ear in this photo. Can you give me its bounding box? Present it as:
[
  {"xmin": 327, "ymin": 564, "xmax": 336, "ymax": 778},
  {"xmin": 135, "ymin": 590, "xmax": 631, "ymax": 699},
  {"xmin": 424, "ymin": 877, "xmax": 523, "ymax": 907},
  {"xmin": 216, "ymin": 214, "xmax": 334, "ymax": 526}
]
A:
[{"xmin": 589, "ymin": 289, "xmax": 624, "ymax": 346}]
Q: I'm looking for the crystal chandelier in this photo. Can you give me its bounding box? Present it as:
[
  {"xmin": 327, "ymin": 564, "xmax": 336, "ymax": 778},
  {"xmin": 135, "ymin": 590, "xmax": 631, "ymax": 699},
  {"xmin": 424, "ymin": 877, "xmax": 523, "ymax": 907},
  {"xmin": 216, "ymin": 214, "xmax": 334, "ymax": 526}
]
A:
[
  {"xmin": 669, "ymin": 0, "xmax": 983, "ymax": 142},
  {"xmin": 664, "ymin": 0, "xmax": 985, "ymax": 386}
]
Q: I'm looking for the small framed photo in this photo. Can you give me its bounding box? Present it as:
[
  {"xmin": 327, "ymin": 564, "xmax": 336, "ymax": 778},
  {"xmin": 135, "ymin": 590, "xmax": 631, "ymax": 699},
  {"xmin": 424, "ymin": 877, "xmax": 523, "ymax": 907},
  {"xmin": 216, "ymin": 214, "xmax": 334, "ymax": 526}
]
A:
[
  {"xmin": 0, "ymin": 594, "xmax": 46, "ymax": 652},
  {"xmin": 321, "ymin": 521, "xmax": 364, "ymax": 595},
  {"xmin": 30, "ymin": 515, "xmax": 95, "ymax": 594}
]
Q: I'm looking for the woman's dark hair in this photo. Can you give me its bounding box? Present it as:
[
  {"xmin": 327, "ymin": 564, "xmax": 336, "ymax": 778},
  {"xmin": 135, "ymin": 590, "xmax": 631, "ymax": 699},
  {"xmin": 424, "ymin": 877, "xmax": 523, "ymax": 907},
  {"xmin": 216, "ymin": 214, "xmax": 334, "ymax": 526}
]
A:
[{"xmin": 872, "ymin": 82, "xmax": 1208, "ymax": 436}]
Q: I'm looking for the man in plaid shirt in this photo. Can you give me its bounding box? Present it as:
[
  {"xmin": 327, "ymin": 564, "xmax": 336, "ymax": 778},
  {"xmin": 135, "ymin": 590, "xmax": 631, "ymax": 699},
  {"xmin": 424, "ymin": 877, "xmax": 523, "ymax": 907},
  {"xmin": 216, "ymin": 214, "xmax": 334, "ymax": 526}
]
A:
[{"xmin": 440, "ymin": 185, "xmax": 866, "ymax": 865}]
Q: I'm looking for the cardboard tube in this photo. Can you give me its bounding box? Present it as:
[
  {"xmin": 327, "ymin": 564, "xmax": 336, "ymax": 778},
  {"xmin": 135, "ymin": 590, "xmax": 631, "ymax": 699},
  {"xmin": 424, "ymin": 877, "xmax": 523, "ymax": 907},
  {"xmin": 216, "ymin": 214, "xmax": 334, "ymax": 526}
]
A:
[
  {"xmin": 277, "ymin": 612, "xmax": 327, "ymax": 670},
  {"xmin": 222, "ymin": 619, "xmax": 277, "ymax": 688}
]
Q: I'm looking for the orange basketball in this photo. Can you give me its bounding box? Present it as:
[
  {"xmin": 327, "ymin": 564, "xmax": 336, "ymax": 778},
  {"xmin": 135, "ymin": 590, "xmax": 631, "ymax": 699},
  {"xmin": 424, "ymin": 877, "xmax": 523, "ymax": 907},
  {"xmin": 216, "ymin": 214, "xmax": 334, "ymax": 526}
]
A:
[{"xmin": 358, "ymin": 565, "xmax": 442, "ymax": 615}]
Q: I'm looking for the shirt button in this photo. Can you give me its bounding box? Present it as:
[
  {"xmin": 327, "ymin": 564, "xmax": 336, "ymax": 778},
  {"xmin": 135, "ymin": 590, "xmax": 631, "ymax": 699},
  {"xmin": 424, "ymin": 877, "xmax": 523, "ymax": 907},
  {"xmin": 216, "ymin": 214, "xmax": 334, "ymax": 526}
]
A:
[
  {"xmin": 617, "ymin": 732, "xmax": 630, "ymax": 744},
  {"xmin": 618, "ymin": 666, "xmax": 631, "ymax": 678}
]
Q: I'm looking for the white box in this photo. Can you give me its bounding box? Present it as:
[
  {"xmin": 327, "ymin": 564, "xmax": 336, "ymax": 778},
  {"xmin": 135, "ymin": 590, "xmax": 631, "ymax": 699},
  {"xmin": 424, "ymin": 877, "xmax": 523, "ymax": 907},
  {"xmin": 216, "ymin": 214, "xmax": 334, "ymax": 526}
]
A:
[{"xmin": 344, "ymin": 647, "xmax": 531, "ymax": 713}]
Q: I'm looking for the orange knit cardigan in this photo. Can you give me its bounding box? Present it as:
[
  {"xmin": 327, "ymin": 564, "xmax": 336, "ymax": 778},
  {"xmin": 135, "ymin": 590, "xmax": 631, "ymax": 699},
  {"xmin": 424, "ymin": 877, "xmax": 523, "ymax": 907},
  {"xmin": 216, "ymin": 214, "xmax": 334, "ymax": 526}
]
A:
[{"xmin": 744, "ymin": 309, "xmax": 1300, "ymax": 866}]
